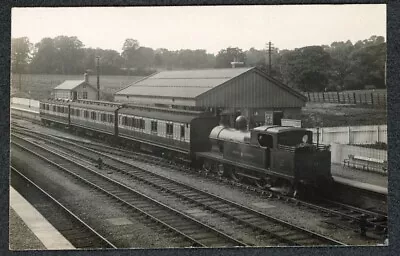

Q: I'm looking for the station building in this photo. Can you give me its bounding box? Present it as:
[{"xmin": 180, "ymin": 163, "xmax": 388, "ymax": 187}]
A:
[
  {"xmin": 114, "ymin": 67, "xmax": 307, "ymax": 127},
  {"xmin": 53, "ymin": 73, "xmax": 98, "ymax": 101}
]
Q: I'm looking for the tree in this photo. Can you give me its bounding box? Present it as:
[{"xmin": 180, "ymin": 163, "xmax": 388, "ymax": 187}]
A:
[
  {"xmin": 133, "ymin": 47, "xmax": 155, "ymax": 69},
  {"xmin": 280, "ymin": 46, "xmax": 332, "ymax": 91},
  {"xmin": 346, "ymin": 41, "xmax": 386, "ymax": 89},
  {"xmin": 11, "ymin": 37, "xmax": 32, "ymax": 90},
  {"xmin": 215, "ymin": 47, "xmax": 246, "ymax": 68},
  {"xmin": 53, "ymin": 36, "xmax": 85, "ymax": 74},
  {"xmin": 121, "ymin": 38, "xmax": 140, "ymax": 73},
  {"xmin": 30, "ymin": 38, "xmax": 58, "ymax": 74},
  {"xmin": 325, "ymin": 40, "xmax": 354, "ymax": 90}
]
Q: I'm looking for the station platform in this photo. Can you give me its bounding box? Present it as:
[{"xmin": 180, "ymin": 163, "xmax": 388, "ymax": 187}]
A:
[
  {"xmin": 331, "ymin": 163, "xmax": 387, "ymax": 189},
  {"xmin": 11, "ymin": 103, "xmax": 39, "ymax": 113},
  {"xmin": 333, "ymin": 176, "xmax": 387, "ymax": 195},
  {"xmin": 9, "ymin": 187, "xmax": 75, "ymax": 250}
]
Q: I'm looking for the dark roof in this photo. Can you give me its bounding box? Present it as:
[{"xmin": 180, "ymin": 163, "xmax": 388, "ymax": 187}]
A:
[
  {"xmin": 115, "ymin": 67, "xmax": 307, "ymax": 104},
  {"xmin": 115, "ymin": 67, "xmax": 253, "ymax": 98},
  {"xmin": 253, "ymin": 125, "xmax": 307, "ymax": 134}
]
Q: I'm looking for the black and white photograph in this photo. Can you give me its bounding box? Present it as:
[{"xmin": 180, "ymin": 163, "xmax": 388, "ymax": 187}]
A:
[{"xmin": 9, "ymin": 4, "xmax": 388, "ymax": 250}]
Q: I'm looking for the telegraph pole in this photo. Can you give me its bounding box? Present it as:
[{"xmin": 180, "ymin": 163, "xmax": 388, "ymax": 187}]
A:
[
  {"xmin": 96, "ymin": 56, "xmax": 100, "ymax": 100},
  {"xmin": 268, "ymin": 41, "xmax": 272, "ymax": 75}
]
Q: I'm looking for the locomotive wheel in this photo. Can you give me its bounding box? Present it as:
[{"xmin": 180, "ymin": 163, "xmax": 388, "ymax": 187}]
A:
[
  {"xmin": 230, "ymin": 169, "xmax": 243, "ymax": 182},
  {"xmin": 255, "ymin": 178, "xmax": 270, "ymax": 189},
  {"xmin": 216, "ymin": 164, "xmax": 224, "ymax": 177},
  {"xmin": 202, "ymin": 161, "xmax": 213, "ymax": 174}
]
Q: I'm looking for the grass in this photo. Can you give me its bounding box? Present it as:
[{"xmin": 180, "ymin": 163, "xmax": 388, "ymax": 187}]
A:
[
  {"xmin": 11, "ymin": 73, "xmax": 144, "ymax": 100},
  {"xmin": 301, "ymin": 102, "xmax": 387, "ymax": 127}
]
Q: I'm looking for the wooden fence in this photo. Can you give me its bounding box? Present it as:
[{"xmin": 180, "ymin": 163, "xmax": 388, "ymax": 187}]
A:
[{"xmin": 305, "ymin": 90, "xmax": 387, "ymax": 106}]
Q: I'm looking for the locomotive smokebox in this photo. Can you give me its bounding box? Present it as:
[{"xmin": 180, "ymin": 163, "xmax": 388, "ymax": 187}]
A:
[{"xmin": 235, "ymin": 115, "xmax": 247, "ymax": 131}]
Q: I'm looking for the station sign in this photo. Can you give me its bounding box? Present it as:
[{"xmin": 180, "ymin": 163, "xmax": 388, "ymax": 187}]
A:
[{"xmin": 281, "ymin": 119, "xmax": 302, "ymax": 128}]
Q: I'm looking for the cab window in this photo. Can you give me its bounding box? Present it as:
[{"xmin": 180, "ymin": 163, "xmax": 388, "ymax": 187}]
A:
[
  {"xmin": 257, "ymin": 133, "xmax": 273, "ymax": 148},
  {"xmin": 278, "ymin": 131, "xmax": 312, "ymax": 146}
]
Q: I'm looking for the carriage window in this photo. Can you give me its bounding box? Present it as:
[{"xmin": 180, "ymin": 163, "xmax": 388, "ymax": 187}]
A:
[
  {"xmin": 122, "ymin": 116, "xmax": 127, "ymax": 126},
  {"xmin": 84, "ymin": 110, "xmax": 89, "ymax": 118},
  {"xmin": 91, "ymin": 111, "xmax": 97, "ymax": 120},
  {"xmin": 76, "ymin": 109, "xmax": 80, "ymax": 116},
  {"xmin": 257, "ymin": 134, "xmax": 273, "ymax": 148},
  {"xmin": 71, "ymin": 108, "xmax": 75, "ymax": 116},
  {"xmin": 101, "ymin": 113, "xmax": 106, "ymax": 122},
  {"xmin": 131, "ymin": 117, "xmax": 136, "ymax": 127},
  {"xmin": 180, "ymin": 125, "xmax": 185, "ymax": 138},
  {"xmin": 166, "ymin": 123, "xmax": 173, "ymax": 136},
  {"xmin": 52, "ymin": 106, "xmax": 56, "ymax": 112},
  {"xmin": 151, "ymin": 121, "xmax": 157, "ymax": 132},
  {"xmin": 46, "ymin": 104, "xmax": 49, "ymax": 110},
  {"xmin": 108, "ymin": 114, "xmax": 114, "ymax": 123},
  {"xmin": 140, "ymin": 119, "xmax": 145, "ymax": 129},
  {"xmin": 278, "ymin": 131, "xmax": 312, "ymax": 146},
  {"xmin": 65, "ymin": 107, "xmax": 68, "ymax": 113}
]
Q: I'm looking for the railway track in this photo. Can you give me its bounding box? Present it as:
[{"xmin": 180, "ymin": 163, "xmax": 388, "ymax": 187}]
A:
[
  {"xmin": 15, "ymin": 126, "xmax": 388, "ymax": 237},
  {"xmin": 11, "ymin": 134, "xmax": 247, "ymax": 248},
  {"xmin": 12, "ymin": 129, "xmax": 346, "ymax": 246},
  {"xmin": 10, "ymin": 166, "xmax": 116, "ymax": 249}
]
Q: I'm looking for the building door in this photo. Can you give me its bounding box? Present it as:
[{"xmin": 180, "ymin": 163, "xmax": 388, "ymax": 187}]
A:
[
  {"xmin": 73, "ymin": 91, "xmax": 77, "ymax": 100},
  {"xmin": 273, "ymin": 111, "xmax": 284, "ymax": 125}
]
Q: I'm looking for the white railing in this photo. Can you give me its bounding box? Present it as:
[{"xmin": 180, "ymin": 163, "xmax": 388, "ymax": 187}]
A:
[{"xmin": 308, "ymin": 125, "xmax": 387, "ymax": 145}]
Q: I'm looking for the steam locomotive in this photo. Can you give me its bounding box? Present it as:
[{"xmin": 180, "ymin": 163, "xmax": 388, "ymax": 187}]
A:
[{"xmin": 39, "ymin": 98, "xmax": 333, "ymax": 196}]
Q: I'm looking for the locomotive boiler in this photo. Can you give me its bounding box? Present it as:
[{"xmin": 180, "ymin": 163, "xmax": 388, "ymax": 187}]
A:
[{"xmin": 196, "ymin": 116, "xmax": 333, "ymax": 196}]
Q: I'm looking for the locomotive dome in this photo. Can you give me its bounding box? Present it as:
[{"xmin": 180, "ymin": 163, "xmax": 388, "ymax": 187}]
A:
[{"xmin": 235, "ymin": 115, "xmax": 247, "ymax": 130}]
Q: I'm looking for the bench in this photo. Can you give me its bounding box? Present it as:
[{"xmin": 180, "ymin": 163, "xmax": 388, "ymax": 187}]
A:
[{"xmin": 343, "ymin": 154, "xmax": 387, "ymax": 174}]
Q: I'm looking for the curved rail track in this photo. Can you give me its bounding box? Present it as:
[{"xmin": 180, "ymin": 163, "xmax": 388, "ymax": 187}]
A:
[
  {"xmin": 11, "ymin": 134, "xmax": 247, "ymax": 248},
  {"xmin": 59, "ymin": 132, "xmax": 388, "ymax": 235},
  {"xmin": 12, "ymin": 126, "xmax": 387, "ymax": 236},
  {"xmin": 12, "ymin": 129, "xmax": 346, "ymax": 246},
  {"xmin": 11, "ymin": 166, "xmax": 116, "ymax": 249}
]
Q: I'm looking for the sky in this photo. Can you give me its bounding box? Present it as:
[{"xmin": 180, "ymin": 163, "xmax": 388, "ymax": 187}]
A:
[{"xmin": 11, "ymin": 5, "xmax": 386, "ymax": 54}]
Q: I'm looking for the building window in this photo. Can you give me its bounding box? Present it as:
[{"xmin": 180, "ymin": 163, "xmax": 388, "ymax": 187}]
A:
[
  {"xmin": 166, "ymin": 123, "xmax": 173, "ymax": 136},
  {"xmin": 91, "ymin": 111, "xmax": 97, "ymax": 120},
  {"xmin": 180, "ymin": 125, "xmax": 185, "ymax": 138},
  {"xmin": 151, "ymin": 121, "xmax": 157, "ymax": 133},
  {"xmin": 83, "ymin": 91, "xmax": 88, "ymax": 99},
  {"xmin": 84, "ymin": 110, "xmax": 89, "ymax": 118}
]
